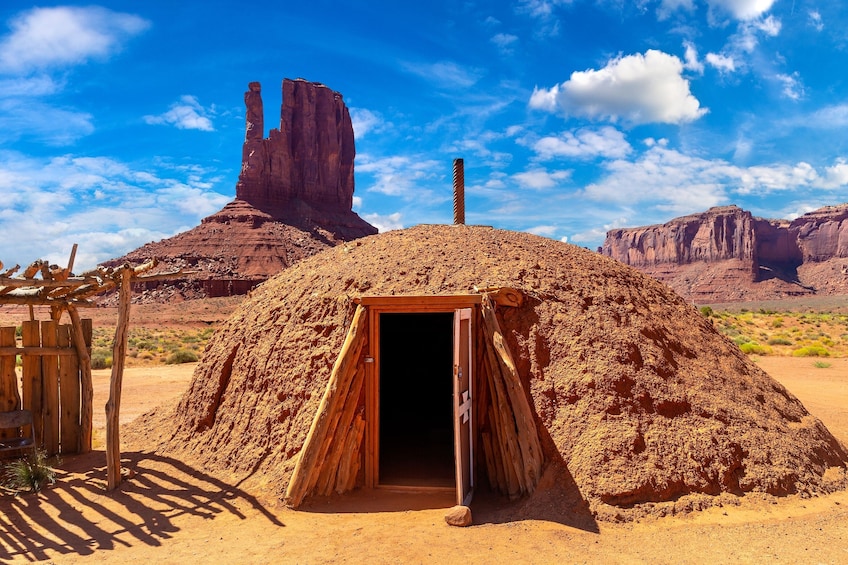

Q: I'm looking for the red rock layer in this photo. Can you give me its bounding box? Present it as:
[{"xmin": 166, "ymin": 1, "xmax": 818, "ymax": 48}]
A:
[
  {"xmin": 103, "ymin": 79, "xmax": 376, "ymax": 302},
  {"xmin": 603, "ymin": 204, "xmax": 848, "ymax": 303}
]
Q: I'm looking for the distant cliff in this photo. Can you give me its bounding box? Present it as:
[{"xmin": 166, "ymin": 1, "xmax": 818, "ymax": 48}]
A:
[
  {"xmin": 602, "ymin": 204, "xmax": 848, "ymax": 303},
  {"xmin": 104, "ymin": 79, "xmax": 376, "ymax": 303}
]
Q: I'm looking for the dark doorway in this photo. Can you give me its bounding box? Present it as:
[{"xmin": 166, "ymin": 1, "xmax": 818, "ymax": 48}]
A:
[{"xmin": 379, "ymin": 312, "xmax": 454, "ymax": 487}]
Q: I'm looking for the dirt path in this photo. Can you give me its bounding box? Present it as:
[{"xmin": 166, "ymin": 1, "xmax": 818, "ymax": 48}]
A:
[{"xmin": 2, "ymin": 357, "xmax": 848, "ymax": 564}]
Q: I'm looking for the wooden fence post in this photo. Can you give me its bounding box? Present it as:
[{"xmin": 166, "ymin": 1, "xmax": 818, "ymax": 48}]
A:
[
  {"xmin": 41, "ymin": 320, "xmax": 60, "ymax": 456},
  {"xmin": 67, "ymin": 306, "xmax": 93, "ymax": 453},
  {"xmin": 21, "ymin": 321, "xmax": 42, "ymax": 447},
  {"xmin": 59, "ymin": 323, "xmax": 81, "ymax": 454},
  {"xmin": 106, "ymin": 268, "xmax": 132, "ymax": 490},
  {"xmin": 0, "ymin": 326, "xmax": 19, "ymax": 440}
]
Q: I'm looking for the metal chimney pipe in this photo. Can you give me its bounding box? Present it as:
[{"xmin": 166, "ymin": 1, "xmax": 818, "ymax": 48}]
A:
[{"xmin": 453, "ymin": 158, "xmax": 465, "ymax": 225}]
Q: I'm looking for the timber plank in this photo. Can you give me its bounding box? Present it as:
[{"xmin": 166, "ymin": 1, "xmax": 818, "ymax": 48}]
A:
[
  {"xmin": 41, "ymin": 320, "xmax": 60, "ymax": 456},
  {"xmin": 21, "ymin": 320, "xmax": 42, "ymax": 447},
  {"xmin": 59, "ymin": 324, "xmax": 80, "ymax": 454}
]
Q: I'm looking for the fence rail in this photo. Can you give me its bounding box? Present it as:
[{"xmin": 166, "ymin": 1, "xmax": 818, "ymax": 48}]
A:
[{"xmin": 0, "ymin": 320, "xmax": 92, "ymax": 455}]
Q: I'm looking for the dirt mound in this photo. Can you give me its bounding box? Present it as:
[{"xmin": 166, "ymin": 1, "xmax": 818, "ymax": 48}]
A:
[{"xmin": 126, "ymin": 225, "xmax": 848, "ymax": 519}]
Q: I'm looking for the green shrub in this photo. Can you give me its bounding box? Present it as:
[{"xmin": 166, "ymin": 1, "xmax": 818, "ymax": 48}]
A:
[
  {"xmin": 699, "ymin": 306, "xmax": 714, "ymax": 317},
  {"xmin": 90, "ymin": 351, "xmax": 112, "ymax": 370},
  {"xmin": 740, "ymin": 342, "xmax": 771, "ymax": 355},
  {"xmin": 792, "ymin": 345, "xmax": 830, "ymax": 357},
  {"xmin": 3, "ymin": 449, "xmax": 58, "ymax": 493},
  {"xmin": 814, "ymin": 361, "xmax": 832, "ymax": 368},
  {"xmin": 165, "ymin": 350, "xmax": 198, "ymax": 364},
  {"xmin": 767, "ymin": 337, "xmax": 793, "ymax": 346}
]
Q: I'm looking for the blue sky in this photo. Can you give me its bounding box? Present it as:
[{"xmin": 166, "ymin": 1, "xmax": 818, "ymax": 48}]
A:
[{"xmin": 0, "ymin": 1, "xmax": 847, "ymax": 271}]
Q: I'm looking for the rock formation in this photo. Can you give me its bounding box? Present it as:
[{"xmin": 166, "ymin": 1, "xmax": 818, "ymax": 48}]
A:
[
  {"xmin": 603, "ymin": 204, "xmax": 848, "ymax": 303},
  {"xmin": 104, "ymin": 79, "xmax": 376, "ymax": 302},
  {"xmin": 237, "ymin": 80, "xmax": 356, "ymax": 216}
]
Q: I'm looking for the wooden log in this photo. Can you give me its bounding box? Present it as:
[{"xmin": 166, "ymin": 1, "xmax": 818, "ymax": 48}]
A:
[
  {"xmin": 106, "ymin": 269, "xmax": 132, "ymax": 490},
  {"xmin": 40, "ymin": 320, "xmax": 60, "ymax": 456},
  {"xmin": 2, "ymin": 264, "xmax": 20, "ymax": 277},
  {"xmin": 68, "ymin": 306, "xmax": 93, "ymax": 453},
  {"xmin": 315, "ymin": 362, "xmax": 366, "ymax": 496},
  {"xmin": 22, "ymin": 261, "xmax": 42, "ymax": 279},
  {"xmin": 475, "ymin": 286, "xmax": 525, "ymax": 308},
  {"xmin": 65, "ymin": 243, "xmax": 77, "ymax": 278},
  {"xmin": 335, "ymin": 413, "xmax": 365, "ymax": 494},
  {"xmin": 285, "ymin": 304, "xmax": 367, "ymax": 507},
  {"xmin": 481, "ymin": 297, "xmax": 543, "ymax": 493},
  {"xmin": 303, "ymin": 325, "xmax": 367, "ymax": 496},
  {"xmin": 0, "ymin": 347, "xmax": 78, "ymax": 356},
  {"xmin": 481, "ymin": 328, "xmax": 524, "ymax": 496},
  {"xmin": 481, "ymin": 431, "xmax": 502, "ymax": 492},
  {"xmin": 0, "ymin": 327, "xmax": 19, "ymax": 440},
  {"xmin": 58, "ymin": 324, "xmax": 80, "ymax": 454},
  {"xmin": 0, "ymin": 295, "xmax": 96, "ymax": 307},
  {"xmin": 21, "ymin": 320, "xmax": 41, "ymax": 446}
]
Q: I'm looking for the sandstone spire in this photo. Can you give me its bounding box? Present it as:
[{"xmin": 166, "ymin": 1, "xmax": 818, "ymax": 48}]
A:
[{"xmin": 236, "ymin": 78, "xmax": 357, "ymax": 215}]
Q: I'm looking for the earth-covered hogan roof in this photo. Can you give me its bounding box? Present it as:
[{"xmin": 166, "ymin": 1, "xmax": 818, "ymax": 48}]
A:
[{"xmin": 127, "ymin": 224, "xmax": 848, "ymax": 519}]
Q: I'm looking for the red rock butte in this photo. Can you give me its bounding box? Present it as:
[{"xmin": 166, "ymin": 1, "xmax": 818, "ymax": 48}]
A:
[
  {"xmin": 603, "ymin": 204, "xmax": 848, "ymax": 303},
  {"xmin": 105, "ymin": 78, "xmax": 376, "ymax": 301}
]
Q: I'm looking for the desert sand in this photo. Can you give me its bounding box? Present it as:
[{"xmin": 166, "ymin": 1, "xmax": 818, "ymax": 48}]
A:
[{"xmin": 2, "ymin": 356, "xmax": 847, "ymax": 564}]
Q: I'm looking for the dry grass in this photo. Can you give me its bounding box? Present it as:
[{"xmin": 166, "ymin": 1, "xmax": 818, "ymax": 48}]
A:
[{"xmin": 703, "ymin": 306, "xmax": 848, "ymax": 358}]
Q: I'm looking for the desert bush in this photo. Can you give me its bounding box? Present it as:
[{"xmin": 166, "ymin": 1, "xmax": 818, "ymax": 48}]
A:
[
  {"xmin": 740, "ymin": 342, "xmax": 771, "ymax": 355},
  {"xmin": 768, "ymin": 337, "xmax": 793, "ymax": 346},
  {"xmin": 814, "ymin": 361, "xmax": 832, "ymax": 368},
  {"xmin": 699, "ymin": 306, "xmax": 713, "ymax": 317},
  {"xmin": 792, "ymin": 345, "xmax": 830, "ymax": 357},
  {"xmin": 165, "ymin": 349, "xmax": 198, "ymax": 364},
  {"xmin": 3, "ymin": 450, "xmax": 58, "ymax": 493},
  {"xmin": 91, "ymin": 349, "xmax": 112, "ymax": 369}
]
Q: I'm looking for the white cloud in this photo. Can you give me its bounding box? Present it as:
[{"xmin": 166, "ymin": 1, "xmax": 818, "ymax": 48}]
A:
[
  {"xmin": 361, "ymin": 212, "xmax": 404, "ymax": 232},
  {"xmin": 804, "ymin": 104, "xmax": 848, "ymax": 129},
  {"xmin": 737, "ymin": 162, "xmax": 818, "ymax": 194},
  {"xmin": 531, "ymin": 126, "xmax": 632, "ymax": 160},
  {"xmin": 144, "ymin": 95, "xmax": 215, "ymax": 131},
  {"xmin": 525, "ymin": 225, "xmax": 558, "ymax": 237},
  {"xmin": 491, "ymin": 33, "xmax": 518, "ymax": 54},
  {"xmin": 808, "ymin": 10, "xmax": 824, "ymax": 32},
  {"xmin": 0, "ymin": 6, "xmax": 149, "ymax": 73},
  {"xmin": 775, "ymin": 72, "xmax": 803, "ymax": 101},
  {"xmin": 401, "ymin": 60, "xmax": 484, "ymax": 89},
  {"xmin": 705, "ymin": 52, "xmax": 736, "ymax": 73},
  {"xmin": 357, "ymin": 154, "xmax": 444, "ymax": 202},
  {"xmin": 820, "ymin": 160, "xmax": 848, "ymax": 189},
  {"xmin": 0, "ymin": 151, "xmax": 230, "ymax": 271},
  {"xmin": 515, "ymin": 0, "xmax": 576, "ymax": 37},
  {"xmin": 658, "ymin": 0, "xmax": 696, "ymax": 20},
  {"xmin": 513, "ymin": 168, "xmax": 571, "ymax": 190},
  {"xmin": 581, "ymin": 144, "xmax": 848, "ymax": 217},
  {"xmin": 529, "ymin": 50, "xmax": 707, "ymax": 125},
  {"xmin": 682, "ymin": 41, "xmax": 704, "ymax": 74},
  {"xmin": 0, "ymin": 98, "xmax": 93, "ymax": 145},
  {"xmin": 708, "ymin": 0, "xmax": 776, "ymax": 21},
  {"xmin": 350, "ymin": 107, "xmax": 386, "ymax": 139},
  {"xmin": 756, "ymin": 15, "xmax": 781, "ymax": 36},
  {"xmin": 584, "ymin": 146, "xmax": 731, "ymax": 213},
  {"xmin": 0, "ymin": 75, "xmax": 60, "ymax": 97}
]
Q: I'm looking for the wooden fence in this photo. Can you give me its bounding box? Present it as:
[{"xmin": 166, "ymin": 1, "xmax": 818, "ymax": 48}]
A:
[{"xmin": 0, "ymin": 320, "xmax": 92, "ymax": 455}]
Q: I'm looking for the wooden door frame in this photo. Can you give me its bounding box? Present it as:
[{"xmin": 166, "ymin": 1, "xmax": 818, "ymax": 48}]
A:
[{"xmin": 358, "ymin": 295, "xmax": 482, "ymax": 491}]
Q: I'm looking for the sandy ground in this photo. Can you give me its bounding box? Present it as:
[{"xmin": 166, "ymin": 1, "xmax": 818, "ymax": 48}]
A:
[{"xmin": 2, "ymin": 357, "xmax": 848, "ymax": 564}]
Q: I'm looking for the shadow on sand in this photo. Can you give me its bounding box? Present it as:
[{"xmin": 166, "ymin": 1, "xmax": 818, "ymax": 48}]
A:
[{"xmin": 0, "ymin": 450, "xmax": 284, "ymax": 562}]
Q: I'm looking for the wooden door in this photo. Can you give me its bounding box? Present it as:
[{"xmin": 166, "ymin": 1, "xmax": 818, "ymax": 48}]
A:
[{"xmin": 453, "ymin": 308, "xmax": 473, "ymax": 506}]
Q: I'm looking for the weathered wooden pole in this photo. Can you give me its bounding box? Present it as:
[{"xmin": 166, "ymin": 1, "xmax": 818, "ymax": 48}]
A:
[
  {"xmin": 106, "ymin": 266, "xmax": 132, "ymax": 490},
  {"xmin": 67, "ymin": 305, "xmax": 93, "ymax": 453}
]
